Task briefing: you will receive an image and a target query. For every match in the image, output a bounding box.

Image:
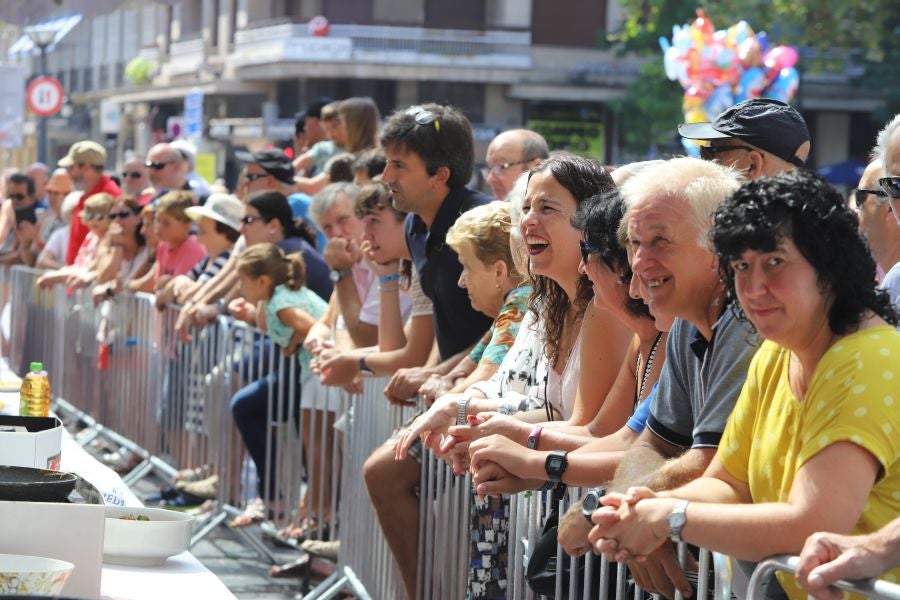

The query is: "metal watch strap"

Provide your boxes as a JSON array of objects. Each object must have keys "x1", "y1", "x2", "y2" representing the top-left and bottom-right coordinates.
[
  {"x1": 456, "y1": 397, "x2": 470, "y2": 426},
  {"x1": 669, "y1": 499, "x2": 689, "y2": 543}
]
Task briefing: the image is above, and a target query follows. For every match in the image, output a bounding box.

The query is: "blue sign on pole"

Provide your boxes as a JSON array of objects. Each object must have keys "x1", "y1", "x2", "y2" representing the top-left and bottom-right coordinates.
[{"x1": 183, "y1": 90, "x2": 203, "y2": 140}]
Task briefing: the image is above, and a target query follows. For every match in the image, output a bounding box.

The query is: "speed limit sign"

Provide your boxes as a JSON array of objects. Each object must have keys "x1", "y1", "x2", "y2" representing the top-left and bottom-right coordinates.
[{"x1": 26, "y1": 76, "x2": 64, "y2": 117}]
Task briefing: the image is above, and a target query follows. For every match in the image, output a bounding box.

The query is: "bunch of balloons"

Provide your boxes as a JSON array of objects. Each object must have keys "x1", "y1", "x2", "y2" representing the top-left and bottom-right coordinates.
[{"x1": 659, "y1": 10, "x2": 799, "y2": 155}]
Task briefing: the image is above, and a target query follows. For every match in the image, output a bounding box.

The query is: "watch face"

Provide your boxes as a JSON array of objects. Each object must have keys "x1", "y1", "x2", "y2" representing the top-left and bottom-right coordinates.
[
  {"x1": 582, "y1": 493, "x2": 600, "y2": 512},
  {"x1": 329, "y1": 270, "x2": 340, "y2": 282},
  {"x1": 669, "y1": 512, "x2": 686, "y2": 529}
]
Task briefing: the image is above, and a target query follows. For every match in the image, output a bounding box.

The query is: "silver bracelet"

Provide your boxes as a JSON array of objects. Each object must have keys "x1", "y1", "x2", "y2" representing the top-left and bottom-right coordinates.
[{"x1": 456, "y1": 397, "x2": 470, "y2": 426}]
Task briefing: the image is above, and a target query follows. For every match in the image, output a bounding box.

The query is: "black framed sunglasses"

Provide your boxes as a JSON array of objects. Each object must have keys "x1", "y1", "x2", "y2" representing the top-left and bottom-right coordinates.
[
  {"x1": 405, "y1": 105, "x2": 441, "y2": 132},
  {"x1": 121, "y1": 171, "x2": 143, "y2": 179},
  {"x1": 8, "y1": 193, "x2": 26, "y2": 202},
  {"x1": 699, "y1": 145, "x2": 755, "y2": 161},
  {"x1": 878, "y1": 176, "x2": 900, "y2": 199},
  {"x1": 83, "y1": 211, "x2": 109, "y2": 221},
  {"x1": 145, "y1": 161, "x2": 171, "y2": 171},
  {"x1": 108, "y1": 210, "x2": 135, "y2": 220},
  {"x1": 240, "y1": 215, "x2": 265, "y2": 225},
  {"x1": 849, "y1": 188, "x2": 888, "y2": 209}
]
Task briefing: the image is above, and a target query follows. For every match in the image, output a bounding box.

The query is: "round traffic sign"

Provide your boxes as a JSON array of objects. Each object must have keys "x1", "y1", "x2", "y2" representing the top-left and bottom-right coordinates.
[{"x1": 26, "y1": 76, "x2": 64, "y2": 117}]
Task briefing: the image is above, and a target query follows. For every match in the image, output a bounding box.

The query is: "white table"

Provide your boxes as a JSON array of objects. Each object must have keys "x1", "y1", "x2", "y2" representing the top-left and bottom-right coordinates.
[{"x1": 0, "y1": 389, "x2": 236, "y2": 599}]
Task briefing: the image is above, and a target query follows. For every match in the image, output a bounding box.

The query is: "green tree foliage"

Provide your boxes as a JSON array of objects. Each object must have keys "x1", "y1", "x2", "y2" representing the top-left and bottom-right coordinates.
[{"x1": 610, "y1": 0, "x2": 900, "y2": 155}]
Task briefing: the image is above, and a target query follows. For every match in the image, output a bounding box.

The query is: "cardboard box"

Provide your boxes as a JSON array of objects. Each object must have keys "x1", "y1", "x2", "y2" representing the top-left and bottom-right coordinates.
[
  {"x1": 0, "y1": 500, "x2": 105, "y2": 598},
  {"x1": 0, "y1": 415, "x2": 63, "y2": 470}
]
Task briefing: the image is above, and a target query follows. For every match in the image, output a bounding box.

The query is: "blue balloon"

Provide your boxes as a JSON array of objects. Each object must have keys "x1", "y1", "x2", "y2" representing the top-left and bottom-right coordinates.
[
  {"x1": 735, "y1": 67, "x2": 768, "y2": 102},
  {"x1": 766, "y1": 67, "x2": 800, "y2": 103},
  {"x1": 705, "y1": 85, "x2": 734, "y2": 117},
  {"x1": 757, "y1": 31, "x2": 769, "y2": 53}
]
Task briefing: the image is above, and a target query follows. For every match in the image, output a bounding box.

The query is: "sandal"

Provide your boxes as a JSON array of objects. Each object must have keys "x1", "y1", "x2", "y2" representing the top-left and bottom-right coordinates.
[
  {"x1": 269, "y1": 554, "x2": 335, "y2": 579},
  {"x1": 281, "y1": 517, "x2": 330, "y2": 542},
  {"x1": 228, "y1": 498, "x2": 266, "y2": 527}
]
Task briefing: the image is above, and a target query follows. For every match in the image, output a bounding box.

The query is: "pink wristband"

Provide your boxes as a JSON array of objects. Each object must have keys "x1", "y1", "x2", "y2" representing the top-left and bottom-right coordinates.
[{"x1": 527, "y1": 425, "x2": 543, "y2": 450}]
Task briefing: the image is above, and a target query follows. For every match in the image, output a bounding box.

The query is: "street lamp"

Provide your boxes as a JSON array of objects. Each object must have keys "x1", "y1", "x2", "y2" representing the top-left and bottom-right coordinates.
[{"x1": 25, "y1": 25, "x2": 56, "y2": 165}]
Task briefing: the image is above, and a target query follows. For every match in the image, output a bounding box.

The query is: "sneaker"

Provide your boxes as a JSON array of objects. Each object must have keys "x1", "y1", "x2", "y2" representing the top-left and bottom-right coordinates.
[{"x1": 175, "y1": 474, "x2": 218, "y2": 499}]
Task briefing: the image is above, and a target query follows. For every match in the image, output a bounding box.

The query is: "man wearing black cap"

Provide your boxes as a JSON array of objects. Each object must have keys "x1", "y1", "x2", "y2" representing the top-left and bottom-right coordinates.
[
  {"x1": 679, "y1": 98, "x2": 811, "y2": 180},
  {"x1": 237, "y1": 148, "x2": 326, "y2": 248}
]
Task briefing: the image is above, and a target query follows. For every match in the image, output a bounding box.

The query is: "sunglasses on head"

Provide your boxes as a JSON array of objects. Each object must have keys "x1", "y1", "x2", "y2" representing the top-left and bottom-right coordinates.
[
  {"x1": 849, "y1": 188, "x2": 888, "y2": 209},
  {"x1": 245, "y1": 173, "x2": 269, "y2": 182},
  {"x1": 109, "y1": 210, "x2": 135, "y2": 220},
  {"x1": 878, "y1": 176, "x2": 900, "y2": 199},
  {"x1": 145, "y1": 161, "x2": 171, "y2": 171},
  {"x1": 8, "y1": 193, "x2": 26, "y2": 202},
  {"x1": 579, "y1": 239, "x2": 601, "y2": 263},
  {"x1": 405, "y1": 106, "x2": 441, "y2": 132},
  {"x1": 699, "y1": 145, "x2": 755, "y2": 161},
  {"x1": 122, "y1": 171, "x2": 143, "y2": 179}
]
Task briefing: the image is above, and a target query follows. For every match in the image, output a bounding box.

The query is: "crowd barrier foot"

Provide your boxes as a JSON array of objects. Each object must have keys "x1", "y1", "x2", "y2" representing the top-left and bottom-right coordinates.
[
  {"x1": 219, "y1": 503, "x2": 281, "y2": 564},
  {"x1": 190, "y1": 509, "x2": 230, "y2": 548},
  {"x1": 301, "y1": 566, "x2": 371, "y2": 600}
]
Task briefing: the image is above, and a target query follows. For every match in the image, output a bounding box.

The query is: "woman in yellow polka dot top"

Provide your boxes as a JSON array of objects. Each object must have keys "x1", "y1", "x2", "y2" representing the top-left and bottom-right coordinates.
[{"x1": 585, "y1": 170, "x2": 900, "y2": 600}]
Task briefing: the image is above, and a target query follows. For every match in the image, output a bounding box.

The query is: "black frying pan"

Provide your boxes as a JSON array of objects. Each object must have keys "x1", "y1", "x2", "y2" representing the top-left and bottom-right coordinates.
[{"x1": 0, "y1": 466, "x2": 77, "y2": 502}]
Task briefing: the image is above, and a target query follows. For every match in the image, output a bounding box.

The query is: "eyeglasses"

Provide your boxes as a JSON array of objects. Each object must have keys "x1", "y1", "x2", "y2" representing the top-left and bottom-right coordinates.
[
  {"x1": 699, "y1": 145, "x2": 755, "y2": 161},
  {"x1": 405, "y1": 106, "x2": 441, "y2": 132},
  {"x1": 122, "y1": 171, "x2": 143, "y2": 179},
  {"x1": 83, "y1": 212, "x2": 109, "y2": 221},
  {"x1": 480, "y1": 159, "x2": 531, "y2": 180},
  {"x1": 145, "y1": 161, "x2": 172, "y2": 170},
  {"x1": 579, "y1": 240, "x2": 601, "y2": 263},
  {"x1": 108, "y1": 210, "x2": 135, "y2": 220},
  {"x1": 8, "y1": 193, "x2": 27, "y2": 202},
  {"x1": 878, "y1": 176, "x2": 900, "y2": 199},
  {"x1": 240, "y1": 215, "x2": 265, "y2": 225},
  {"x1": 849, "y1": 188, "x2": 889, "y2": 209},
  {"x1": 245, "y1": 173, "x2": 269, "y2": 182}
]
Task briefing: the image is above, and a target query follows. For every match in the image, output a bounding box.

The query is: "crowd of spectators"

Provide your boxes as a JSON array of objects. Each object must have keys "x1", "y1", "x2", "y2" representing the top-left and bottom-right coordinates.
[{"x1": 6, "y1": 95, "x2": 900, "y2": 599}]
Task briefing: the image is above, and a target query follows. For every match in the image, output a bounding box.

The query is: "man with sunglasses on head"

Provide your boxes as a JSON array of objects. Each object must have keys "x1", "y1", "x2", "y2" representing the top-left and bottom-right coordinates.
[
  {"x1": 679, "y1": 97, "x2": 811, "y2": 180},
  {"x1": 58, "y1": 140, "x2": 121, "y2": 266},
  {"x1": 482, "y1": 128, "x2": 549, "y2": 200},
  {"x1": 145, "y1": 143, "x2": 192, "y2": 206},
  {"x1": 870, "y1": 114, "x2": 900, "y2": 307},
  {"x1": 364, "y1": 103, "x2": 493, "y2": 599}
]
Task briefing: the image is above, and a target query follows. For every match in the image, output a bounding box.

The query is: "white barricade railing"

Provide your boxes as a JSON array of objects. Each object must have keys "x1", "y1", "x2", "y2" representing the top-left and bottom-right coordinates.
[{"x1": 747, "y1": 555, "x2": 900, "y2": 600}]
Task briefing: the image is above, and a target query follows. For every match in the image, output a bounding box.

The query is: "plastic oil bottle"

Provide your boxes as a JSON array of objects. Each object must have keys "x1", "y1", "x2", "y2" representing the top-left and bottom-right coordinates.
[{"x1": 19, "y1": 362, "x2": 50, "y2": 418}]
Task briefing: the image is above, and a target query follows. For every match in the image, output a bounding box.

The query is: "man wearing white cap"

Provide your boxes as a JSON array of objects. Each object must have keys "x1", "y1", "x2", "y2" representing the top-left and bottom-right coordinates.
[
  {"x1": 156, "y1": 193, "x2": 243, "y2": 308},
  {"x1": 58, "y1": 140, "x2": 121, "y2": 265}
]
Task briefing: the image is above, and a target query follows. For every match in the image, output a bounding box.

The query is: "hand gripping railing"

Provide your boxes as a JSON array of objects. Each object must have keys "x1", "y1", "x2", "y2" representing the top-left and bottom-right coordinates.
[{"x1": 747, "y1": 555, "x2": 900, "y2": 600}]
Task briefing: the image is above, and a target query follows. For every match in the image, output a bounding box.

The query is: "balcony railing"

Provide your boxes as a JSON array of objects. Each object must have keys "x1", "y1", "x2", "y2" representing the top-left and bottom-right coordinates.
[{"x1": 231, "y1": 23, "x2": 531, "y2": 69}]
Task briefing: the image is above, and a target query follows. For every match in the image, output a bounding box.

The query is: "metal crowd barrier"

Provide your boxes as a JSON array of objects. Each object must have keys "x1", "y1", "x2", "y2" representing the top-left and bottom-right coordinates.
[
  {"x1": 305, "y1": 375, "x2": 419, "y2": 600},
  {"x1": 748, "y1": 555, "x2": 900, "y2": 600}
]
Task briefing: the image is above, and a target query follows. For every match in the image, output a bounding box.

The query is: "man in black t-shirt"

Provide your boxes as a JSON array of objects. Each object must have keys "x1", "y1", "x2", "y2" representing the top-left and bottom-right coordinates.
[{"x1": 363, "y1": 103, "x2": 492, "y2": 599}]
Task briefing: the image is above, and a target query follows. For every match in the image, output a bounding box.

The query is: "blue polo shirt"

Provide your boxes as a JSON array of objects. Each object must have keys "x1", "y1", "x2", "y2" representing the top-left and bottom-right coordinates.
[{"x1": 405, "y1": 186, "x2": 494, "y2": 359}]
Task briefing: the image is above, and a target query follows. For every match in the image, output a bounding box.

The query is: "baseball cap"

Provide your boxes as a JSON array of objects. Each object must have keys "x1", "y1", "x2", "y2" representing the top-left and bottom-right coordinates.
[
  {"x1": 304, "y1": 98, "x2": 332, "y2": 120},
  {"x1": 678, "y1": 98, "x2": 810, "y2": 168},
  {"x1": 184, "y1": 192, "x2": 243, "y2": 232},
  {"x1": 46, "y1": 172, "x2": 74, "y2": 194},
  {"x1": 58, "y1": 140, "x2": 107, "y2": 168},
  {"x1": 235, "y1": 148, "x2": 295, "y2": 185}
]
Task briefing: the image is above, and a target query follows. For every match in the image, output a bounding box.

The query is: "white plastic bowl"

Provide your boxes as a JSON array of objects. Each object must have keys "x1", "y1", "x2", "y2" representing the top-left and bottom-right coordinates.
[
  {"x1": 0, "y1": 553, "x2": 74, "y2": 595},
  {"x1": 103, "y1": 506, "x2": 195, "y2": 567}
]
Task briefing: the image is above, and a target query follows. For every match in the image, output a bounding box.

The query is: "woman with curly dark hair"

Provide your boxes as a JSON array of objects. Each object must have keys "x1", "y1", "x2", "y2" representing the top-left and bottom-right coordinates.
[{"x1": 588, "y1": 170, "x2": 900, "y2": 600}]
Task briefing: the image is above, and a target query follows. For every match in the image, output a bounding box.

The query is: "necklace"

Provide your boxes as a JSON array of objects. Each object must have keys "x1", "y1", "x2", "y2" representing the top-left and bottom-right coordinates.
[{"x1": 637, "y1": 331, "x2": 664, "y2": 401}]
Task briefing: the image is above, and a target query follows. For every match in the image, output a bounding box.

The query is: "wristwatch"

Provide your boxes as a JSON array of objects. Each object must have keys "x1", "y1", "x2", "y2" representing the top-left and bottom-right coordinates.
[
  {"x1": 329, "y1": 268, "x2": 353, "y2": 282},
  {"x1": 668, "y1": 499, "x2": 689, "y2": 543},
  {"x1": 581, "y1": 486, "x2": 607, "y2": 524},
  {"x1": 544, "y1": 450, "x2": 568, "y2": 483},
  {"x1": 456, "y1": 397, "x2": 470, "y2": 426}
]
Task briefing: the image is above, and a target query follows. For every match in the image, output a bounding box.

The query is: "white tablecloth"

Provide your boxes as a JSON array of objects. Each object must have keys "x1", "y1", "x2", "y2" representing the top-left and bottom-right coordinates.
[{"x1": 0, "y1": 389, "x2": 236, "y2": 599}]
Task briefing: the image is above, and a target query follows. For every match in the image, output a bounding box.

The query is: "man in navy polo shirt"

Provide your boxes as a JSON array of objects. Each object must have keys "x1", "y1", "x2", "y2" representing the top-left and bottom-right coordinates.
[{"x1": 364, "y1": 103, "x2": 493, "y2": 599}]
